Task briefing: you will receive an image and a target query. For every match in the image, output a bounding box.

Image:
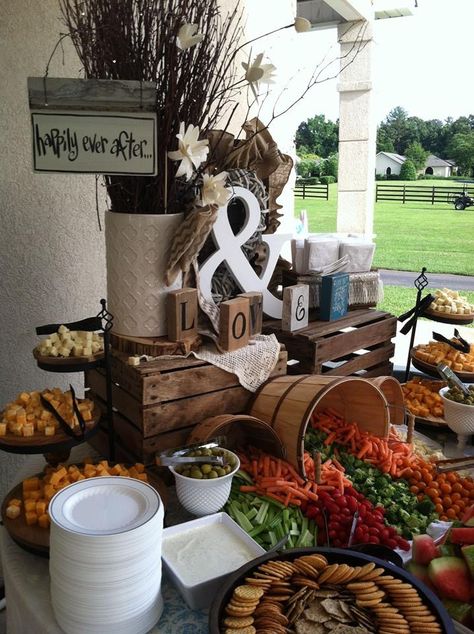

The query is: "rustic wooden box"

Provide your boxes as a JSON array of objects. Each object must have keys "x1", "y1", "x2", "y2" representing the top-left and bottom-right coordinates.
[
  {"x1": 86, "y1": 349, "x2": 287, "y2": 464},
  {"x1": 262, "y1": 309, "x2": 396, "y2": 377}
]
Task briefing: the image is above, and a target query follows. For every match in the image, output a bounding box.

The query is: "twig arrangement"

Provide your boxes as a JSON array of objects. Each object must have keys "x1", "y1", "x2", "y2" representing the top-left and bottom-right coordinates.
[
  {"x1": 60, "y1": 0, "x2": 244, "y2": 214},
  {"x1": 58, "y1": 1, "x2": 368, "y2": 216}
]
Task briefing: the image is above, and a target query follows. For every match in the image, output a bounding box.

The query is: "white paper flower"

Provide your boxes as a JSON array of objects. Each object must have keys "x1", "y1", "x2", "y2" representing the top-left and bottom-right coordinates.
[
  {"x1": 176, "y1": 23, "x2": 204, "y2": 50},
  {"x1": 242, "y1": 53, "x2": 276, "y2": 96},
  {"x1": 168, "y1": 123, "x2": 209, "y2": 180},
  {"x1": 294, "y1": 17, "x2": 311, "y2": 33},
  {"x1": 199, "y1": 172, "x2": 231, "y2": 207}
]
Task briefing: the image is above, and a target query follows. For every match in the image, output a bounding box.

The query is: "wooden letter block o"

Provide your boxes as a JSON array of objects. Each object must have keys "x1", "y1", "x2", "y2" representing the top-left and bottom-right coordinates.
[
  {"x1": 282, "y1": 284, "x2": 309, "y2": 332},
  {"x1": 167, "y1": 288, "x2": 198, "y2": 342},
  {"x1": 219, "y1": 297, "x2": 250, "y2": 351}
]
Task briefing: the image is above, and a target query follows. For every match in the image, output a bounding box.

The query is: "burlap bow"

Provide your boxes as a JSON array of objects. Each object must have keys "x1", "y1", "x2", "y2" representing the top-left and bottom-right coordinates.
[{"x1": 165, "y1": 118, "x2": 293, "y2": 286}]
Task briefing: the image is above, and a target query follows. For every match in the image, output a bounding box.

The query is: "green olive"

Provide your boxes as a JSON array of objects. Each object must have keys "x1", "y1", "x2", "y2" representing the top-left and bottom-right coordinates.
[
  {"x1": 208, "y1": 470, "x2": 218, "y2": 479},
  {"x1": 201, "y1": 464, "x2": 212, "y2": 474}
]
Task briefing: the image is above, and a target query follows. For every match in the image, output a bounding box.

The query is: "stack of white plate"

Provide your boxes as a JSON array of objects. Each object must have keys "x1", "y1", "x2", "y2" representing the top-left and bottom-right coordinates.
[{"x1": 49, "y1": 476, "x2": 164, "y2": 634}]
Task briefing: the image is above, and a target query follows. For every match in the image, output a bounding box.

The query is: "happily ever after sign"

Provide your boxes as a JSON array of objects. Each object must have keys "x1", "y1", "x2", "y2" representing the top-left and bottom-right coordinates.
[{"x1": 28, "y1": 77, "x2": 157, "y2": 176}]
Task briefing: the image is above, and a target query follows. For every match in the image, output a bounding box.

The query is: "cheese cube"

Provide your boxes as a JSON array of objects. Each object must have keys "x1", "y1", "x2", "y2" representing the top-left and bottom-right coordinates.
[
  {"x1": 9, "y1": 498, "x2": 22, "y2": 507},
  {"x1": 38, "y1": 514, "x2": 50, "y2": 529},
  {"x1": 63, "y1": 338, "x2": 75, "y2": 351},
  {"x1": 16, "y1": 408, "x2": 26, "y2": 425},
  {"x1": 50, "y1": 333, "x2": 59, "y2": 343},
  {"x1": 6, "y1": 505, "x2": 21, "y2": 520},
  {"x1": 19, "y1": 392, "x2": 31, "y2": 405},
  {"x1": 10, "y1": 423, "x2": 23, "y2": 436},
  {"x1": 44, "y1": 425, "x2": 55, "y2": 436},
  {"x1": 25, "y1": 512, "x2": 38, "y2": 526},
  {"x1": 58, "y1": 325, "x2": 69, "y2": 334},
  {"x1": 24, "y1": 499, "x2": 37, "y2": 513},
  {"x1": 50, "y1": 467, "x2": 67, "y2": 486},
  {"x1": 58, "y1": 346, "x2": 71, "y2": 357},
  {"x1": 0, "y1": 422, "x2": 6, "y2": 436},
  {"x1": 44, "y1": 484, "x2": 55, "y2": 500},
  {"x1": 72, "y1": 345, "x2": 84, "y2": 357},
  {"x1": 36, "y1": 500, "x2": 47, "y2": 516},
  {"x1": 49, "y1": 346, "x2": 59, "y2": 357},
  {"x1": 83, "y1": 347, "x2": 92, "y2": 357},
  {"x1": 22, "y1": 423, "x2": 35, "y2": 437}
]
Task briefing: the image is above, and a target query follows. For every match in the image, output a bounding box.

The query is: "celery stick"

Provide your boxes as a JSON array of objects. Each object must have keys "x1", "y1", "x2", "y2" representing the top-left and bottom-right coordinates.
[
  {"x1": 268, "y1": 531, "x2": 278, "y2": 548},
  {"x1": 234, "y1": 509, "x2": 254, "y2": 533},
  {"x1": 246, "y1": 507, "x2": 258, "y2": 521},
  {"x1": 255, "y1": 501, "x2": 269, "y2": 525}
]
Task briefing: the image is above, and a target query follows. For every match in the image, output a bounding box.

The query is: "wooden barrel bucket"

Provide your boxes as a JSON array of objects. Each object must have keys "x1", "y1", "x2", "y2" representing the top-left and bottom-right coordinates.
[
  {"x1": 249, "y1": 375, "x2": 390, "y2": 475},
  {"x1": 187, "y1": 414, "x2": 285, "y2": 459},
  {"x1": 368, "y1": 376, "x2": 405, "y2": 425}
]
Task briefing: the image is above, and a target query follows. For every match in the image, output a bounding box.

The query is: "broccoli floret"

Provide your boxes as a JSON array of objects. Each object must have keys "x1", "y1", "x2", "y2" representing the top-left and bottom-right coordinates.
[{"x1": 416, "y1": 498, "x2": 435, "y2": 516}]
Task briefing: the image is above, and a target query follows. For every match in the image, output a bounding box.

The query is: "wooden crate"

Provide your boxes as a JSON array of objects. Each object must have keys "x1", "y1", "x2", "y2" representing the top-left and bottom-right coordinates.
[
  {"x1": 86, "y1": 348, "x2": 288, "y2": 464},
  {"x1": 262, "y1": 309, "x2": 396, "y2": 377}
]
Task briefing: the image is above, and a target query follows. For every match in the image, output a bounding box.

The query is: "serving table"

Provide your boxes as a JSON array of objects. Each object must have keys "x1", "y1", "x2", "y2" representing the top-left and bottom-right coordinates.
[{"x1": 0, "y1": 446, "x2": 208, "y2": 634}]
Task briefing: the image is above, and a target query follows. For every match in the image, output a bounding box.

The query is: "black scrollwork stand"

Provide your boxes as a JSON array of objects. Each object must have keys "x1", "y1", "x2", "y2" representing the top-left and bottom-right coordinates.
[
  {"x1": 33, "y1": 299, "x2": 115, "y2": 462},
  {"x1": 403, "y1": 268, "x2": 429, "y2": 382}
]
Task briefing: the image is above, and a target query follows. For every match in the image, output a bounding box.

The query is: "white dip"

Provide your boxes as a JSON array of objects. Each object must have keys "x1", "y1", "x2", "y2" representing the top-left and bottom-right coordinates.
[{"x1": 162, "y1": 523, "x2": 257, "y2": 585}]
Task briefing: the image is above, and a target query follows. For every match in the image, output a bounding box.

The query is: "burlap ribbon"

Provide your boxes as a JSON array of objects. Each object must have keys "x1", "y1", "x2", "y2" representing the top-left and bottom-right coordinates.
[{"x1": 165, "y1": 118, "x2": 293, "y2": 286}]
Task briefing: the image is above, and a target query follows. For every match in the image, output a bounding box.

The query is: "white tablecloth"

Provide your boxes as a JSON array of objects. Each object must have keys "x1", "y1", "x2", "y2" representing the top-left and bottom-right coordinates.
[{"x1": 1, "y1": 446, "x2": 209, "y2": 634}]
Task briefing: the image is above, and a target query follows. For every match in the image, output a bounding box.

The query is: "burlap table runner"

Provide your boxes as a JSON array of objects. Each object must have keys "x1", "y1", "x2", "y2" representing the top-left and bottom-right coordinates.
[{"x1": 134, "y1": 333, "x2": 281, "y2": 392}]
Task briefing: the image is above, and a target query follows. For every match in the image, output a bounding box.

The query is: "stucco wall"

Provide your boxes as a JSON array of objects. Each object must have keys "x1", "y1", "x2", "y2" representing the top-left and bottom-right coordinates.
[{"x1": 0, "y1": 1, "x2": 107, "y2": 497}]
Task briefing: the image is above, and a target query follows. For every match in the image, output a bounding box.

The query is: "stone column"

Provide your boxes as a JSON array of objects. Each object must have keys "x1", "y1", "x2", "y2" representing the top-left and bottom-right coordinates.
[{"x1": 336, "y1": 20, "x2": 376, "y2": 236}]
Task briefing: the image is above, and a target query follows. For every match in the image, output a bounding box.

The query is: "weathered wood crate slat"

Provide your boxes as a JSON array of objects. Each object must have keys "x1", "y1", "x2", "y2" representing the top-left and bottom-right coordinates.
[
  {"x1": 85, "y1": 348, "x2": 288, "y2": 464},
  {"x1": 262, "y1": 309, "x2": 396, "y2": 377}
]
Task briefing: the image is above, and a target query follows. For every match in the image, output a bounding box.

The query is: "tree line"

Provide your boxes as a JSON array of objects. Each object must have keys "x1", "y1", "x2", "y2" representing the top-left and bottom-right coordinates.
[{"x1": 296, "y1": 107, "x2": 474, "y2": 176}]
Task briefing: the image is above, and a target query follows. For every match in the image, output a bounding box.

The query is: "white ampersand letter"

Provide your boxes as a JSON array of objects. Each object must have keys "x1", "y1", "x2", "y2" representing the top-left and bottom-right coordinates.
[{"x1": 199, "y1": 187, "x2": 291, "y2": 318}]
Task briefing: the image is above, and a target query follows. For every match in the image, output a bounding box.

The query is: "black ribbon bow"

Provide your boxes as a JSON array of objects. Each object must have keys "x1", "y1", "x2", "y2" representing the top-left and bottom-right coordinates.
[{"x1": 398, "y1": 293, "x2": 435, "y2": 335}]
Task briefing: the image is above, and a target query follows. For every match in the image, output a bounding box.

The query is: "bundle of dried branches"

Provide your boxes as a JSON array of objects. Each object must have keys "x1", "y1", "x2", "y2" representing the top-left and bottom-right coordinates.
[{"x1": 60, "y1": 0, "x2": 244, "y2": 214}]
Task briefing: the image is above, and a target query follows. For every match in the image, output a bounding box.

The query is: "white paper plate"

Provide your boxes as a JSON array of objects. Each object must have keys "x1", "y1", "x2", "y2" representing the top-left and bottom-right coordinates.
[{"x1": 49, "y1": 477, "x2": 161, "y2": 536}]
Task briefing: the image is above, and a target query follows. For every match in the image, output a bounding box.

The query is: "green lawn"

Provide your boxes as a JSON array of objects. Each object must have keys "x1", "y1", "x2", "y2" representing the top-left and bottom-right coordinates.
[{"x1": 295, "y1": 179, "x2": 474, "y2": 275}]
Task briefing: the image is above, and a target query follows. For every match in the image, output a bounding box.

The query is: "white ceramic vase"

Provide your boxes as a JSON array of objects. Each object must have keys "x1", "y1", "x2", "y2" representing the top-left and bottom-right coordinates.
[{"x1": 105, "y1": 211, "x2": 183, "y2": 337}]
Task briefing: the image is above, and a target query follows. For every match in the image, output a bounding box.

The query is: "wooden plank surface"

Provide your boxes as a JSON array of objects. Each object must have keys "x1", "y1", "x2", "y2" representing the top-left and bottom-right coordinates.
[
  {"x1": 86, "y1": 369, "x2": 252, "y2": 436},
  {"x1": 323, "y1": 343, "x2": 395, "y2": 376},
  {"x1": 264, "y1": 309, "x2": 392, "y2": 339},
  {"x1": 28, "y1": 77, "x2": 156, "y2": 111},
  {"x1": 313, "y1": 316, "x2": 397, "y2": 364},
  {"x1": 92, "y1": 392, "x2": 196, "y2": 460}
]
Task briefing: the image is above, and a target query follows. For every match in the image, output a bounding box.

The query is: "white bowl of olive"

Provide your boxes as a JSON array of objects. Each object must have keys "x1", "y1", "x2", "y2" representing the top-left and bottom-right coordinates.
[
  {"x1": 169, "y1": 447, "x2": 240, "y2": 517},
  {"x1": 439, "y1": 385, "x2": 474, "y2": 435}
]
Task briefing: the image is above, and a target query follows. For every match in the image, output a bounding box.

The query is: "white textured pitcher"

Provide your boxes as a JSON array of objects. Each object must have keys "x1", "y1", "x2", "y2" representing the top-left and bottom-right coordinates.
[{"x1": 105, "y1": 211, "x2": 183, "y2": 337}]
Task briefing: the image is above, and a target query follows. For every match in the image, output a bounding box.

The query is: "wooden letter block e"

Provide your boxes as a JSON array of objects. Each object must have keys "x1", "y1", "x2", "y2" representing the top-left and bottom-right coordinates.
[
  {"x1": 167, "y1": 288, "x2": 198, "y2": 341},
  {"x1": 282, "y1": 284, "x2": 309, "y2": 332},
  {"x1": 219, "y1": 297, "x2": 250, "y2": 351}
]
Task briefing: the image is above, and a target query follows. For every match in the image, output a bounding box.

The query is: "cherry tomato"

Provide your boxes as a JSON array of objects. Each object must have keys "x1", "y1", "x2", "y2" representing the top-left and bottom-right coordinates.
[
  {"x1": 443, "y1": 496, "x2": 453, "y2": 508},
  {"x1": 440, "y1": 483, "x2": 452, "y2": 494}
]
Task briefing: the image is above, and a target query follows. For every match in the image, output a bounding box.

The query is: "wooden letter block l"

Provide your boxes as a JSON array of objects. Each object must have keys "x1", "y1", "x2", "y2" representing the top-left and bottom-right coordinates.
[
  {"x1": 167, "y1": 288, "x2": 198, "y2": 341},
  {"x1": 219, "y1": 297, "x2": 250, "y2": 351},
  {"x1": 282, "y1": 284, "x2": 309, "y2": 332}
]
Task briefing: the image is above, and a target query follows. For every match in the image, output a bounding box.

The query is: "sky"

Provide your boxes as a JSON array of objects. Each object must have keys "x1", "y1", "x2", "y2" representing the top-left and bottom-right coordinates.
[{"x1": 262, "y1": 0, "x2": 474, "y2": 128}]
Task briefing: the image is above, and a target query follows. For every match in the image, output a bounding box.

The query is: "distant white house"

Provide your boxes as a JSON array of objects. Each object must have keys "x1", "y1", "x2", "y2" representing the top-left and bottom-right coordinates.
[
  {"x1": 375, "y1": 152, "x2": 406, "y2": 177},
  {"x1": 375, "y1": 151, "x2": 457, "y2": 177}
]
